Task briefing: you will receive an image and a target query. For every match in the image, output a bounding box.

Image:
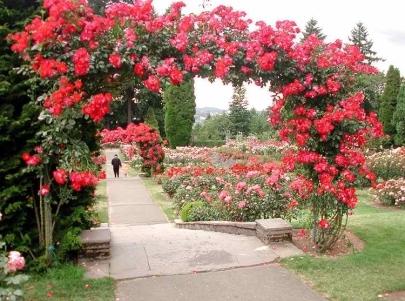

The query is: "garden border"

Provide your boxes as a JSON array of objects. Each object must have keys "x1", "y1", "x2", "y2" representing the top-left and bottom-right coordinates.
[{"x1": 175, "y1": 218, "x2": 293, "y2": 244}]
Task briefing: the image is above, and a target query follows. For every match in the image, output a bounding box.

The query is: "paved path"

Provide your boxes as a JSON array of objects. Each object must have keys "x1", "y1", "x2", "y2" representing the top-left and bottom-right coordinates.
[
  {"x1": 116, "y1": 264, "x2": 325, "y2": 301},
  {"x1": 102, "y1": 149, "x2": 324, "y2": 300}
]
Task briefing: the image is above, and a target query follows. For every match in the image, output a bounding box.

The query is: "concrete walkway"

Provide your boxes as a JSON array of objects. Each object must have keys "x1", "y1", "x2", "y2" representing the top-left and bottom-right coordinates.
[{"x1": 102, "y1": 149, "x2": 324, "y2": 300}]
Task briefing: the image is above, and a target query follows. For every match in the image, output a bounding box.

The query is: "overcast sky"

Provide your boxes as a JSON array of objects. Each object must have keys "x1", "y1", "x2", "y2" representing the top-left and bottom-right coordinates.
[{"x1": 153, "y1": 0, "x2": 405, "y2": 110}]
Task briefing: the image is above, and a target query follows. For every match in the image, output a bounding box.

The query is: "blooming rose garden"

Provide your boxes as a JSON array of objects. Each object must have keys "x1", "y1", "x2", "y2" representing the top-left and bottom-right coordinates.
[{"x1": 2, "y1": 0, "x2": 405, "y2": 300}]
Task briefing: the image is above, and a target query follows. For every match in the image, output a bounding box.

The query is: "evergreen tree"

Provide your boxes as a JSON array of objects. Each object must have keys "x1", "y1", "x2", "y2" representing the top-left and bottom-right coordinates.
[
  {"x1": 392, "y1": 85, "x2": 405, "y2": 145},
  {"x1": 302, "y1": 18, "x2": 326, "y2": 40},
  {"x1": 349, "y1": 22, "x2": 382, "y2": 64},
  {"x1": 164, "y1": 80, "x2": 196, "y2": 147},
  {"x1": 229, "y1": 85, "x2": 250, "y2": 136},
  {"x1": 379, "y1": 66, "x2": 401, "y2": 136},
  {"x1": 0, "y1": 0, "x2": 42, "y2": 251},
  {"x1": 144, "y1": 107, "x2": 159, "y2": 133}
]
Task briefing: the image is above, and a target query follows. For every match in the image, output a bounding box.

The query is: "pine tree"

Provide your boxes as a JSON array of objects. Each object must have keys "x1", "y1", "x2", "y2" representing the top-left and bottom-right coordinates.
[
  {"x1": 144, "y1": 107, "x2": 160, "y2": 133},
  {"x1": 302, "y1": 18, "x2": 326, "y2": 40},
  {"x1": 379, "y1": 66, "x2": 401, "y2": 136},
  {"x1": 164, "y1": 80, "x2": 196, "y2": 148},
  {"x1": 349, "y1": 22, "x2": 382, "y2": 64},
  {"x1": 229, "y1": 85, "x2": 250, "y2": 136},
  {"x1": 392, "y1": 85, "x2": 405, "y2": 145}
]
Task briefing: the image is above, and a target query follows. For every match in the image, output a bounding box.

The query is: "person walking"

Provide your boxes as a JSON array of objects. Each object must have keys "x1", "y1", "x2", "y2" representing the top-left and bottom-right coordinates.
[{"x1": 111, "y1": 154, "x2": 122, "y2": 178}]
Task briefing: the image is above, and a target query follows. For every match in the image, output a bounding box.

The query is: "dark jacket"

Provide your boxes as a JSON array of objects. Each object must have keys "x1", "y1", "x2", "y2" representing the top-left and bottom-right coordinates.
[{"x1": 111, "y1": 157, "x2": 122, "y2": 169}]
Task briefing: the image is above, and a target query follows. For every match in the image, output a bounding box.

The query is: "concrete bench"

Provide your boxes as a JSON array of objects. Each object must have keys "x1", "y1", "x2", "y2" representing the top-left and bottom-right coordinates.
[
  {"x1": 80, "y1": 227, "x2": 111, "y2": 259},
  {"x1": 256, "y1": 218, "x2": 293, "y2": 244}
]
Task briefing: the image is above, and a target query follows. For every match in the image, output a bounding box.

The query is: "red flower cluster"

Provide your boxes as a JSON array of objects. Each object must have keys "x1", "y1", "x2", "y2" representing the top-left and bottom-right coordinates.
[
  {"x1": 73, "y1": 48, "x2": 90, "y2": 76},
  {"x1": 43, "y1": 77, "x2": 83, "y2": 116},
  {"x1": 21, "y1": 151, "x2": 42, "y2": 166},
  {"x1": 32, "y1": 55, "x2": 68, "y2": 78},
  {"x1": 69, "y1": 171, "x2": 98, "y2": 191},
  {"x1": 53, "y1": 168, "x2": 68, "y2": 185},
  {"x1": 143, "y1": 75, "x2": 160, "y2": 92},
  {"x1": 108, "y1": 53, "x2": 122, "y2": 68},
  {"x1": 82, "y1": 93, "x2": 113, "y2": 122}
]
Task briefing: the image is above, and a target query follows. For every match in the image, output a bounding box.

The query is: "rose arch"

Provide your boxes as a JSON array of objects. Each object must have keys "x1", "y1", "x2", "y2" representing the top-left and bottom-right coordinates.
[{"x1": 9, "y1": 0, "x2": 383, "y2": 255}]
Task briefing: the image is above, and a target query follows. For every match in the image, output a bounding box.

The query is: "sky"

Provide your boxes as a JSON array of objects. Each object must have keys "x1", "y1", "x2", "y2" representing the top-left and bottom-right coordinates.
[{"x1": 153, "y1": 0, "x2": 405, "y2": 110}]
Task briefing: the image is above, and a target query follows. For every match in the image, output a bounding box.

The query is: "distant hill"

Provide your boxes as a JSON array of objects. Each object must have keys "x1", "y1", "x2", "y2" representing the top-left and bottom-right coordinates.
[{"x1": 195, "y1": 107, "x2": 226, "y2": 123}]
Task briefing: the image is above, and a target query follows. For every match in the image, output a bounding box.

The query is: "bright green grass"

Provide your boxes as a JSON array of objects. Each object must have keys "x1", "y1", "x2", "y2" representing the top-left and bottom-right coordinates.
[
  {"x1": 24, "y1": 265, "x2": 114, "y2": 301},
  {"x1": 283, "y1": 190, "x2": 405, "y2": 301},
  {"x1": 95, "y1": 180, "x2": 108, "y2": 223},
  {"x1": 142, "y1": 177, "x2": 176, "y2": 221}
]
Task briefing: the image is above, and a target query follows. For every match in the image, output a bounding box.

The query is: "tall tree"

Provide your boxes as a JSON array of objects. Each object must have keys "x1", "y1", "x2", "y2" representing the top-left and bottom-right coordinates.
[
  {"x1": 349, "y1": 22, "x2": 382, "y2": 64},
  {"x1": 392, "y1": 85, "x2": 405, "y2": 145},
  {"x1": 302, "y1": 18, "x2": 326, "y2": 40},
  {"x1": 164, "y1": 80, "x2": 196, "y2": 147},
  {"x1": 229, "y1": 85, "x2": 250, "y2": 136},
  {"x1": 379, "y1": 66, "x2": 401, "y2": 136},
  {"x1": 0, "y1": 0, "x2": 42, "y2": 251},
  {"x1": 144, "y1": 107, "x2": 159, "y2": 133}
]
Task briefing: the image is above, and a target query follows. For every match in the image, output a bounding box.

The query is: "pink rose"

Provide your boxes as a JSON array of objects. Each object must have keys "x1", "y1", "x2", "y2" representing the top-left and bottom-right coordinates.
[{"x1": 7, "y1": 251, "x2": 25, "y2": 272}]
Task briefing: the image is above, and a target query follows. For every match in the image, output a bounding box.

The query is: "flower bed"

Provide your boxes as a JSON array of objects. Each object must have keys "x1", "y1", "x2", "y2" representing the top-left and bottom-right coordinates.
[{"x1": 162, "y1": 162, "x2": 301, "y2": 223}]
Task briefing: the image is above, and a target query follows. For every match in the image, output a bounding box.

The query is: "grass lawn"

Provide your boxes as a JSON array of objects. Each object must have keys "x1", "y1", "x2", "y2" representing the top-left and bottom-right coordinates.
[
  {"x1": 283, "y1": 190, "x2": 405, "y2": 301},
  {"x1": 141, "y1": 177, "x2": 176, "y2": 221},
  {"x1": 24, "y1": 265, "x2": 114, "y2": 301},
  {"x1": 95, "y1": 180, "x2": 108, "y2": 223}
]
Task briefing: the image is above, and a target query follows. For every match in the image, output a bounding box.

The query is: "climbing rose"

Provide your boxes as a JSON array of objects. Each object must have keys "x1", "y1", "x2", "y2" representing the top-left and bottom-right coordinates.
[
  {"x1": 53, "y1": 169, "x2": 68, "y2": 185},
  {"x1": 108, "y1": 53, "x2": 122, "y2": 68},
  {"x1": 7, "y1": 251, "x2": 25, "y2": 272},
  {"x1": 72, "y1": 47, "x2": 90, "y2": 76},
  {"x1": 22, "y1": 152, "x2": 41, "y2": 166},
  {"x1": 143, "y1": 75, "x2": 160, "y2": 92},
  {"x1": 82, "y1": 93, "x2": 113, "y2": 122},
  {"x1": 257, "y1": 52, "x2": 277, "y2": 71},
  {"x1": 318, "y1": 219, "x2": 330, "y2": 229},
  {"x1": 39, "y1": 184, "x2": 50, "y2": 196}
]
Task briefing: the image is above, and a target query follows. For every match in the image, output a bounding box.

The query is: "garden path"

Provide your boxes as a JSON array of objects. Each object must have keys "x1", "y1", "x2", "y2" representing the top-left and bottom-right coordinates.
[{"x1": 103, "y1": 149, "x2": 325, "y2": 300}]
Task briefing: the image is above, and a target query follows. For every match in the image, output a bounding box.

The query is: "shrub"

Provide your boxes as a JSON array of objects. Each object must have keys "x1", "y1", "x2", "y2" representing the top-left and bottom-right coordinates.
[
  {"x1": 180, "y1": 201, "x2": 224, "y2": 222},
  {"x1": 366, "y1": 147, "x2": 405, "y2": 180},
  {"x1": 373, "y1": 178, "x2": 405, "y2": 207}
]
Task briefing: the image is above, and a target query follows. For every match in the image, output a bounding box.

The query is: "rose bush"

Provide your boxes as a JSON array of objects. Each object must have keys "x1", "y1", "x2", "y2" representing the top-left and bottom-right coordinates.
[
  {"x1": 163, "y1": 162, "x2": 300, "y2": 222},
  {"x1": 9, "y1": 0, "x2": 383, "y2": 252},
  {"x1": 366, "y1": 147, "x2": 405, "y2": 180},
  {"x1": 373, "y1": 178, "x2": 405, "y2": 207},
  {"x1": 101, "y1": 123, "x2": 164, "y2": 175}
]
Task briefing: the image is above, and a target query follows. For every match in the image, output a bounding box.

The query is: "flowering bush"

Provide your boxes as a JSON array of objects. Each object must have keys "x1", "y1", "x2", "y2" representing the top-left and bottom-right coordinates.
[
  {"x1": 1, "y1": 226, "x2": 28, "y2": 301},
  {"x1": 163, "y1": 162, "x2": 300, "y2": 222},
  {"x1": 373, "y1": 178, "x2": 405, "y2": 207},
  {"x1": 101, "y1": 123, "x2": 164, "y2": 175},
  {"x1": 9, "y1": 0, "x2": 383, "y2": 251},
  {"x1": 366, "y1": 147, "x2": 405, "y2": 180}
]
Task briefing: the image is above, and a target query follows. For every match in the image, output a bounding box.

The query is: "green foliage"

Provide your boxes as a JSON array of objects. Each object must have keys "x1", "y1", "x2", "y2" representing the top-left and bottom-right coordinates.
[
  {"x1": 379, "y1": 66, "x2": 401, "y2": 136},
  {"x1": 353, "y1": 73, "x2": 385, "y2": 112},
  {"x1": 229, "y1": 85, "x2": 250, "y2": 136},
  {"x1": 302, "y1": 18, "x2": 326, "y2": 40},
  {"x1": 164, "y1": 80, "x2": 196, "y2": 147},
  {"x1": 248, "y1": 108, "x2": 272, "y2": 135},
  {"x1": 24, "y1": 265, "x2": 115, "y2": 301},
  {"x1": 393, "y1": 85, "x2": 405, "y2": 145},
  {"x1": 192, "y1": 114, "x2": 230, "y2": 145},
  {"x1": 0, "y1": 0, "x2": 42, "y2": 255},
  {"x1": 349, "y1": 22, "x2": 383, "y2": 64},
  {"x1": 144, "y1": 107, "x2": 159, "y2": 133},
  {"x1": 180, "y1": 201, "x2": 224, "y2": 222}
]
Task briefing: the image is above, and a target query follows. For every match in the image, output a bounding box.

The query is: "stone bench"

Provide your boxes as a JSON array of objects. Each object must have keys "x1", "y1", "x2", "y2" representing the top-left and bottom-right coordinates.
[
  {"x1": 80, "y1": 227, "x2": 111, "y2": 260},
  {"x1": 256, "y1": 218, "x2": 292, "y2": 244}
]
